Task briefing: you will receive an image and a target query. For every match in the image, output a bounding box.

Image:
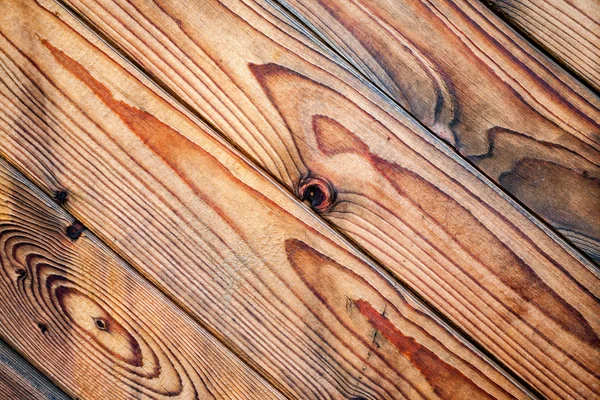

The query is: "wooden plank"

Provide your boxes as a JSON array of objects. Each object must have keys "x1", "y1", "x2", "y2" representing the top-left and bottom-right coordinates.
[
  {"x1": 484, "y1": 0, "x2": 600, "y2": 91},
  {"x1": 42, "y1": 0, "x2": 600, "y2": 398},
  {"x1": 0, "y1": 340, "x2": 70, "y2": 400},
  {"x1": 0, "y1": 161, "x2": 285, "y2": 399},
  {"x1": 275, "y1": 0, "x2": 600, "y2": 263},
  {"x1": 0, "y1": 1, "x2": 538, "y2": 399}
]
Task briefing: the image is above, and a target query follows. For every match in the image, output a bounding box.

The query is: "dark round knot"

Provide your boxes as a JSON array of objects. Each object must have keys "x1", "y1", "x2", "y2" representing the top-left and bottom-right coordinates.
[
  {"x1": 298, "y1": 176, "x2": 336, "y2": 213},
  {"x1": 66, "y1": 221, "x2": 85, "y2": 241},
  {"x1": 53, "y1": 190, "x2": 69, "y2": 206}
]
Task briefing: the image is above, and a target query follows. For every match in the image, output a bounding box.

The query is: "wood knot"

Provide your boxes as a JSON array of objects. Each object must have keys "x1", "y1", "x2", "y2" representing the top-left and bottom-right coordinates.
[
  {"x1": 93, "y1": 317, "x2": 108, "y2": 332},
  {"x1": 298, "y1": 176, "x2": 336, "y2": 213},
  {"x1": 66, "y1": 221, "x2": 85, "y2": 241},
  {"x1": 37, "y1": 322, "x2": 48, "y2": 334},
  {"x1": 15, "y1": 269, "x2": 27, "y2": 281},
  {"x1": 53, "y1": 190, "x2": 69, "y2": 206}
]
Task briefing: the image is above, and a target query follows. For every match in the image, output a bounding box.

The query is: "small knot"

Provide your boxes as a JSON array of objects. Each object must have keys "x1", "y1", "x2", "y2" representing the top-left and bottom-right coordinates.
[
  {"x1": 298, "y1": 176, "x2": 336, "y2": 213},
  {"x1": 93, "y1": 317, "x2": 108, "y2": 332},
  {"x1": 15, "y1": 269, "x2": 27, "y2": 281},
  {"x1": 53, "y1": 190, "x2": 69, "y2": 206},
  {"x1": 37, "y1": 322, "x2": 48, "y2": 334},
  {"x1": 66, "y1": 221, "x2": 85, "y2": 241}
]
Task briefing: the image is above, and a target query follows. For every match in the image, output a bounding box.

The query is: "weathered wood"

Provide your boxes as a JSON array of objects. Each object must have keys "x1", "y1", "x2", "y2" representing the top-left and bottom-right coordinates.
[
  {"x1": 0, "y1": 340, "x2": 70, "y2": 400},
  {"x1": 0, "y1": 159, "x2": 285, "y2": 399},
  {"x1": 0, "y1": 1, "x2": 538, "y2": 398},
  {"x1": 485, "y1": 0, "x2": 600, "y2": 91},
  {"x1": 276, "y1": 0, "x2": 600, "y2": 263},
  {"x1": 45, "y1": 0, "x2": 600, "y2": 398}
]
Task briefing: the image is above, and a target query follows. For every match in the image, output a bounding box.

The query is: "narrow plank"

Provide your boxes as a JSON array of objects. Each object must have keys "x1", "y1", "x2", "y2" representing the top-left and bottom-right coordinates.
[
  {"x1": 44, "y1": 0, "x2": 600, "y2": 398},
  {"x1": 0, "y1": 340, "x2": 70, "y2": 400},
  {"x1": 276, "y1": 0, "x2": 600, "y2": 263},
  {"x1": 484, "y1": 0, "x2": 600, "y2": 91},
  {"x1": 0, "y1": 1, "x2": 537, "y2": 398},
  {"x1": 0, "y1": 160, "x2": 285, "y2": 399}
]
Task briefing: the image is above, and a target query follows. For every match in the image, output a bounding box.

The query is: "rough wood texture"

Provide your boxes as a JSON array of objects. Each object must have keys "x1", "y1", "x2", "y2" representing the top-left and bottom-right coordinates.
[
  {"x1": 0, "y1": 1, "x2": 532, "y2": 398},
  {"x1": 45, "y1": 0, "x2": 600, "y2": 398},
  {"x1": 0, "y1": 159, "x2": 285, "y2": 399},
  {"x1": 277, "y1": 0, "x2": 600, "y2": 263},
  {"x1": 485, "y1": 0, "x2": 600, "y2": 92},
  {"x1": 0, "y1": 340, "x2": 70, "y2": 400}
]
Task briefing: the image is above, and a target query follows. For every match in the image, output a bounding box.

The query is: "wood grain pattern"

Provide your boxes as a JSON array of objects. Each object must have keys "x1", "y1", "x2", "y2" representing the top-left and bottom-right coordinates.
[
  {"x1": 0, "y1": 160, "x2": 285, "y2": 399},
  {"x1": 485, "y1": 0, "x2": 600, "y2": 91},
  {"x1": 0, "y1": 1, "x2": 533, "y2": 398},
  {"x1": 0, "y1": 340, "x2": 70, "y2": 400},
  {"x1": 44, "y1": 0, "x2": 600, "y2": 397},
  {"x1": 277, "y1": 0, "x2": 600, "y2": 263}
]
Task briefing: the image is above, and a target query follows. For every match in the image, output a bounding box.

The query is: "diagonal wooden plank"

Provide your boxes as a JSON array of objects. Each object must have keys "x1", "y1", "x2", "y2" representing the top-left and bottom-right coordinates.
[
  {"x1": 273, "y1": 0, "x2": 600, "y2": 263},
  {"x1": 0, "y1": 159, "x2": 286, "y2": 399},
  {"x1": 484, "y1": 0, "x2": 600, "y2": 92},
  {"x1": 0, "y1": 340, "x2": 70, "y2": 400},
  {"x1": 58, "y1": 0, "x2": 600, "y2": 265},
  {"x1": 0, "y1": 1, "x2": 539, "y2": 398},
  {"x1": 43, "y1": 0, "x2": 600, "y2": 397}
]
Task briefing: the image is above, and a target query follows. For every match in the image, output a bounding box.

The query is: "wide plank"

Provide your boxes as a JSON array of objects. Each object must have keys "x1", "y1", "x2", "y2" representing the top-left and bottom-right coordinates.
[
  {"x1": 0, "y1": 1, "x2": 536, "y2": 398},
  {"x1": 46, "y1": 0, "x2": 600, "y2": 398},
  {"x1": 0, "y1": 340, "x2": 70, "y2": 400},
  {"x1": 485, "y1": 0, "x2": 600, "y2": 91},
  {"x1": 0, "y1": 160, "x2": 285, "y2": 399},
  {"x1": 276, "y1": 0, "x2": 600, "y2": 262}
]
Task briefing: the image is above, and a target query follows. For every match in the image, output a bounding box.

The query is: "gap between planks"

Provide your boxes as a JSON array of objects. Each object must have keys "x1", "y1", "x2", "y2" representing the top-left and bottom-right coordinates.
[
  {"x1": 481, "y1": 0, "x2": 600, "y2": 95},
  {"x1": 0, "y1": 339, "x2": 70, "y2": 400},
  {"x1": 0, "y1": 154, "x2": 288, "y2": 400}
]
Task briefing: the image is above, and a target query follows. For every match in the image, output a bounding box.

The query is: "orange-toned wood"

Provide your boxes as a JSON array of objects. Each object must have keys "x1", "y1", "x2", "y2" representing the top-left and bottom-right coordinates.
[
  {"x1": 45, "y1": 0, "x2": 600, "y2": 397},
  {"x1": 0, "y1": 1, "x2": 531, "y2": 398},
  {"x1": 278, "y1": 0, "x2": 600, "y2": 263}
]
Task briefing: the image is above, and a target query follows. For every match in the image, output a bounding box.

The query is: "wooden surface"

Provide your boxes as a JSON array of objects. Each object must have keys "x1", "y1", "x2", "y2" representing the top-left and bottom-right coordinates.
[
  {"x1": 485, "y1": 0, "x2": 600, "y2": 92},
  {"x1": 0, "y1": 1, "x2": 535, "y2": 398},
  {"x1": 0, "y1": 159, "x2": 285, "y2": 399},
  {"x1": 277, "y1": 0, "x2": 600, "y2": 263},
  {"x1": 37, "y1": 0, "x2": 600, "y2": 398},
  {"x1": 1, "y1": 0, "x2": 599, "y2": 398},
  {"x1": 0, "y1": 340, "x2": 70, "y2": 400}
]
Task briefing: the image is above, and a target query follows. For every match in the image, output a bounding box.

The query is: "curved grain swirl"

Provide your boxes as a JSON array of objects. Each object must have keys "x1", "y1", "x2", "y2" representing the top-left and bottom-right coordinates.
[
  {"x1": 0, "y1": 159, "x2": 284, "y2": 400},
  {"x1": 280, "y1": 0, "x2": 600, "y2": 263}
]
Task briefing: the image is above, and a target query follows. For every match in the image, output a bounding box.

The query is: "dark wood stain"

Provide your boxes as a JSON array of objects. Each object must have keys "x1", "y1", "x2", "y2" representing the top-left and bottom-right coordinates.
[
  {"x1": 0, "y1": 1, "x2": 590, "y2": 397},
  {"x1": 292, "y1": 0, "x2": 600, "y2": 264},
  {"x1": 500, "y1": 158, "x2": 600, "y2": 259},
  {"x1": 66, "y1": 221, "x2": 85, "y2": 241}
]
